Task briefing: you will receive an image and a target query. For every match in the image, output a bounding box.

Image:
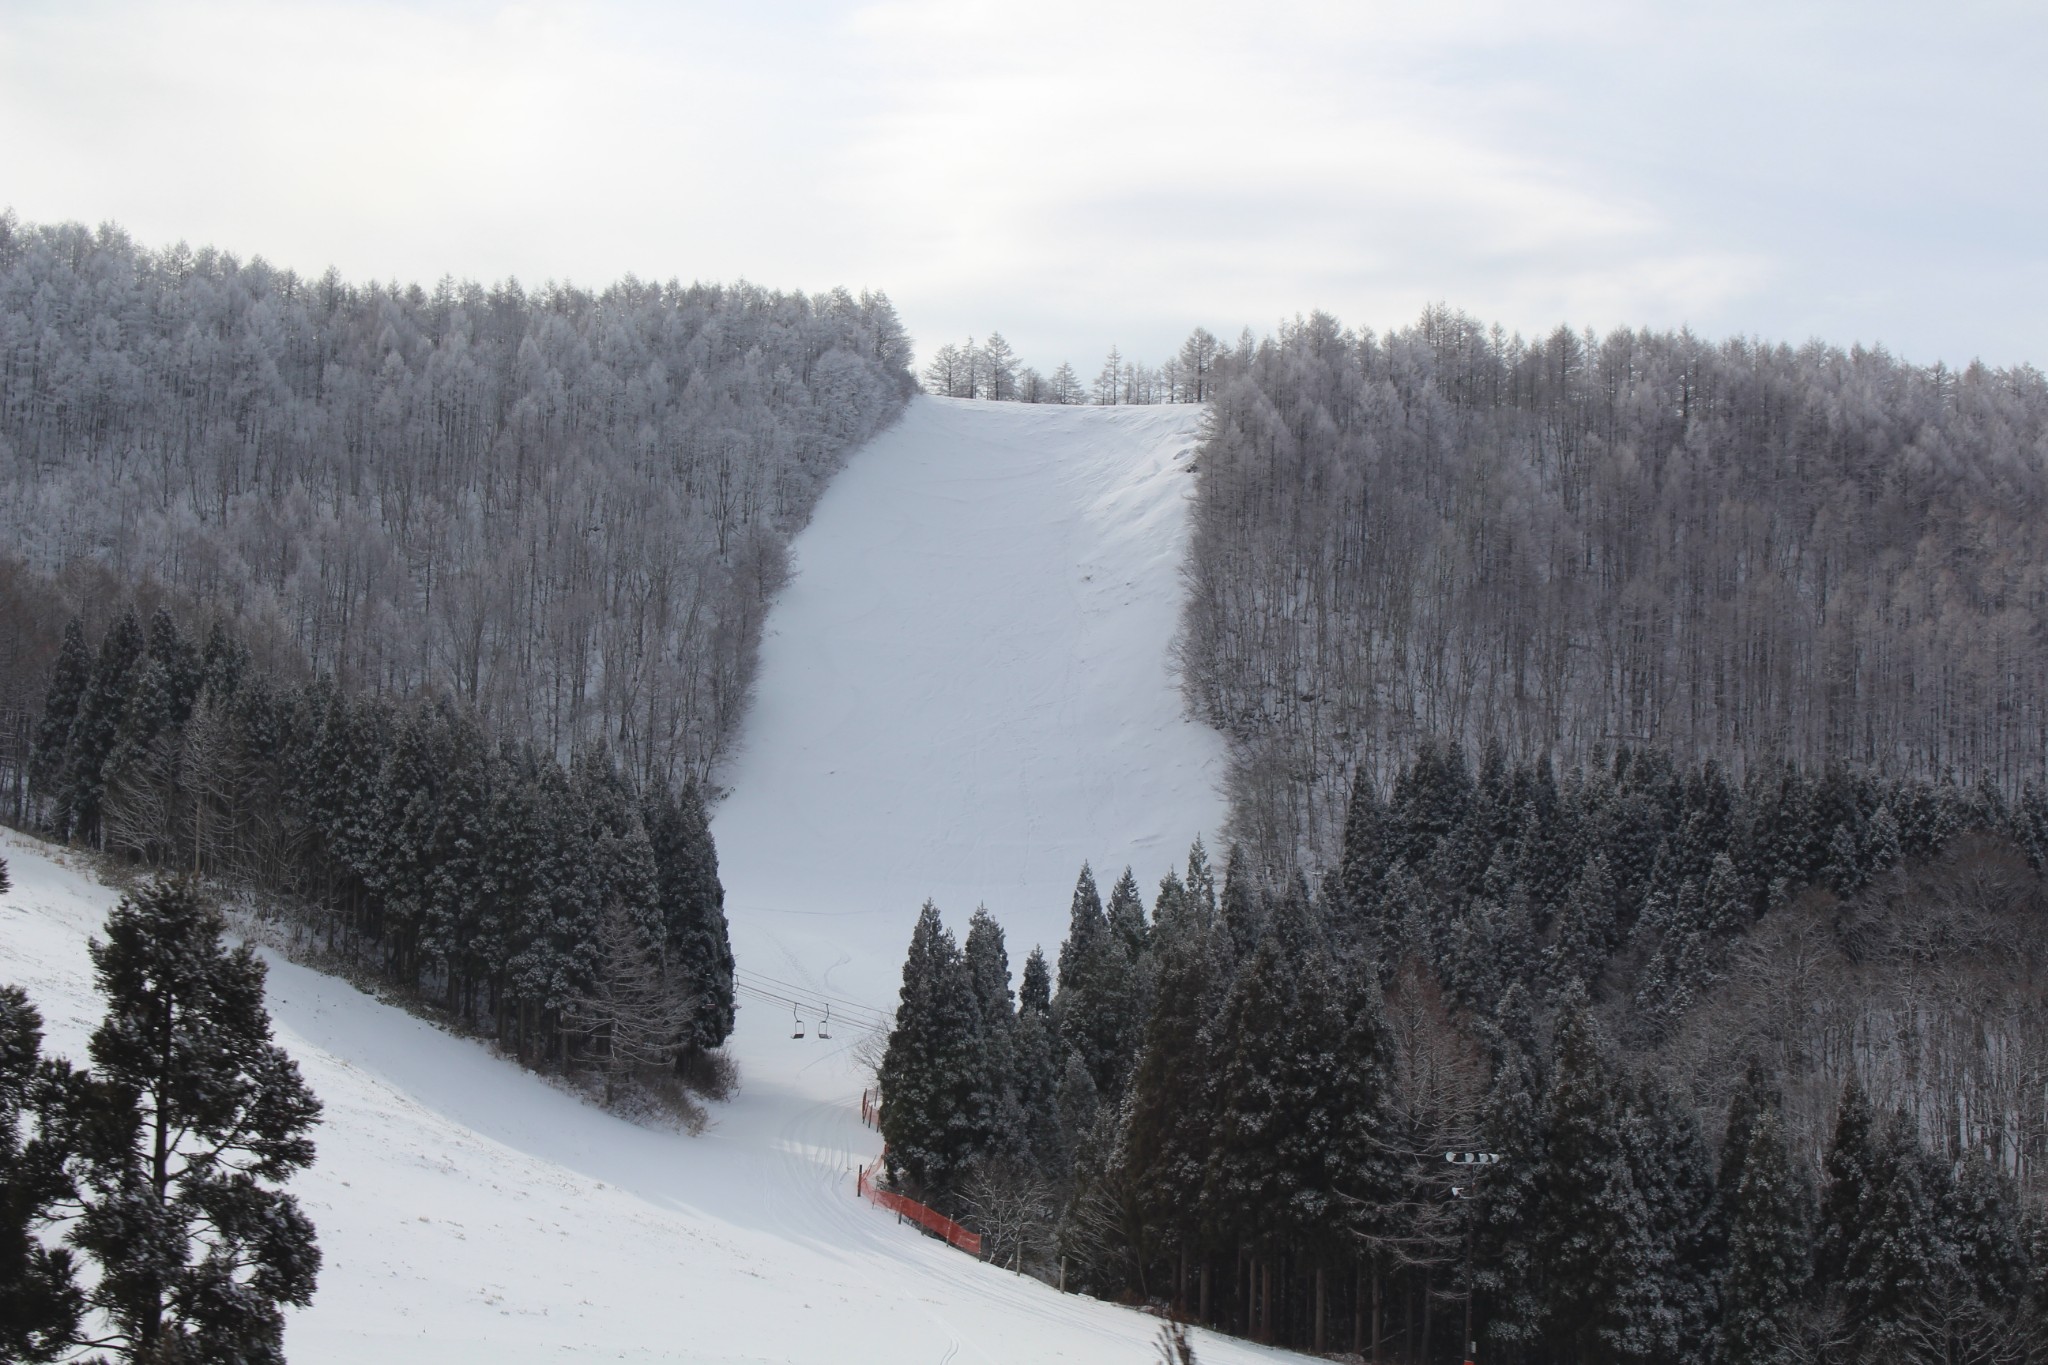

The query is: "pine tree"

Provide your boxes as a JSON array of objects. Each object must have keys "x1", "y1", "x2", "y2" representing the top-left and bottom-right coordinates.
[
  {"x1": 0, "y1": 851, "x2": 9, "y2": 896},
  {"x1": 0, "y1": 985, "x2": 86, "y2": 1363},
  {"x1": 71, "y1": 877, "x2": 321, "y2": 1361},
  {"x1": 1715, "y1": 1108, "x2": 1808, "y2": 1365}
]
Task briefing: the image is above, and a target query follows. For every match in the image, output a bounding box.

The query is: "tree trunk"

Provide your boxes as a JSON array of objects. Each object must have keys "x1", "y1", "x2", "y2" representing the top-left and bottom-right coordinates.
[{"x1": 1315, "y1": 1264, "x2": 1327, "y2": 1355}]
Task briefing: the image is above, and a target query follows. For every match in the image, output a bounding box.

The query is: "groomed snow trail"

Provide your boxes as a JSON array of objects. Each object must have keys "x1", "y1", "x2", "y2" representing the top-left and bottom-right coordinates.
[
  {"x1": 715, "y1": 395, "x2": 1230, "y2": 1051},
  {"x1": 0, "y1": 396, "x2": 1258, "y2": 1364}
]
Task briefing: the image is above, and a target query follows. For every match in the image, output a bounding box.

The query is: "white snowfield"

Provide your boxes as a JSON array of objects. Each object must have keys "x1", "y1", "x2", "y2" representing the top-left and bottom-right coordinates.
[{"x1": 0, "y1": 396, "x2": 1265, "y2": 1364}]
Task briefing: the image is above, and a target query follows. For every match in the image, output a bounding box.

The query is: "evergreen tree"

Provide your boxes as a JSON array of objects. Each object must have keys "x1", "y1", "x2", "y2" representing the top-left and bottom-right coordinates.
[
  {"x1": 1200, "y1": 938, "x2": 1294, "y2": 1257},
  {"x1": 1841, "y1": 1111, "x2": 1954, "y2": 1359},
  {"x1": 1123, "y1": 916, "x2": 1229, "y2": 1279},
  {"x1": 0, "y1": 851, "x2": 8, "y2": 896},
  {"x1": 1546, "y1": 852, "x2": 1617, "y2": 994},
  {"x1": 1471, "y1": 1041, "x2": 1544, "y2": 1359},
  {"x1": 1218, "y1": 845, "x2": 1264, "y2": 959},
  {"x1": 1058, "y1": 929, "x2": 1144, "y2": 1101},
  {"x1": 1011, "y1": 1006, "x2": 1065, "y2": 1172},
  {"x1": 964, "y1": 907, "x2": 1020, "y2": 1154},
  {"x1": 1625, "y1": 1074, "x2": 1716, "y2": 1360},
  {"x1": 1057, "y1": 863, "x2": 1107, "y2": 994},
  {"x1": 878, "y1": 902, "x2": 992, "y2": 1196},
  {"x1": 71, "y1": 877, "x2": 321, "y2": 1362},
  {"x1": 59, "y1": 607, "x2": 145, "y2": 845},
  {"x1": 1715, "y1": 1108, "x2": 1808, "y2": 1365},
  {"x1": 1534, "y1": 987, "x2": 1665, "y2": 1362},
  {"x1": 1019, "y1": 946, "x2": 1052, "y2": 1016},
  {"x1": 1106, "y1": 867, "x2": 1148, "y2": 958},
  {"x1": 28, "y1": 618, "x2": 89, "y2": 816},
  {"x1": 1336, "y1": 764, "x2": 1389, "y2": 941},
  {"x1": 0, "y1": 985, "x2": 86, "y2": 1363},
  {"x1": 1184, "y1": 836, "x2": 1217, "y2": 926},
  {"x1": 1813, "y1": 1075, "x2": 1875, "y2": 1293},
  {"x1": 645, "y1": 781, "x2": 735, "y2": 1053}
]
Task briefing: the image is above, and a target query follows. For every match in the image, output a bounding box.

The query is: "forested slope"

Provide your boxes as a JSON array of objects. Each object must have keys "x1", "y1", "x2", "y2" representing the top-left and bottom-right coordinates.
[
  {"x1": 1179, "y1": 308, "x2": 2048, "y2": 867},
  {"x1": 0, "y1": 213, "x2": 916, "y2": 789}
]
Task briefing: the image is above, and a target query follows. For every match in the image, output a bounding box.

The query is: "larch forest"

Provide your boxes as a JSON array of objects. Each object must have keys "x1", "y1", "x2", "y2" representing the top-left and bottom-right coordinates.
[{"x1": 3, "y1": 213, "x2": 2047, "y2": 1365}]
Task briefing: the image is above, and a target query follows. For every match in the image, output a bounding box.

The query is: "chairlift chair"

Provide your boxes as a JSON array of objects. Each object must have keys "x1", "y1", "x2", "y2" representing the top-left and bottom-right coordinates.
[
  {"x1": 818, "y1": 1004, "x2": 832, "y2": 1040},
  {"x1": 792, "y1": 1007, "x2": 806, "y2": 1039}
]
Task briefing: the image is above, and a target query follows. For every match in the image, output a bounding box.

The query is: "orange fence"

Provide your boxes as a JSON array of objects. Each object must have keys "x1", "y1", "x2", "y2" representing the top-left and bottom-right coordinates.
[{"x1": 856, "y1": 1160, "x2": 983, "y2": 1257}]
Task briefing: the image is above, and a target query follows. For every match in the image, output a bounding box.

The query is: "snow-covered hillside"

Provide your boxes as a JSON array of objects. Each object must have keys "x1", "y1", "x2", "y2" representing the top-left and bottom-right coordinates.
[
  {"x1": 1, "y1": 398, "x2": 1261, "y2": 1364},
  {"x1": 715, "y1": 395, "x2": 1229, "y2": 1053}
]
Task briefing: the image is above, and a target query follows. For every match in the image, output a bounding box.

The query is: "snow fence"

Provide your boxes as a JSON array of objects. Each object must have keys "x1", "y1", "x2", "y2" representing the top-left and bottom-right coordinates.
[{"x1": 856, "y1": 1163, "x2": 982, "y2": 1257}]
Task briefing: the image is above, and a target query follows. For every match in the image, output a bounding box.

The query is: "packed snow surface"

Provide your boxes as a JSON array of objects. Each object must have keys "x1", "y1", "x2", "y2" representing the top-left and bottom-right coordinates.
[
  {"x1": 0, "y1": 399, "x2": 1251, "y2": 1362},
  {"x1": 715, "y1": 396, "x2": 1230, "y2": 1031}
]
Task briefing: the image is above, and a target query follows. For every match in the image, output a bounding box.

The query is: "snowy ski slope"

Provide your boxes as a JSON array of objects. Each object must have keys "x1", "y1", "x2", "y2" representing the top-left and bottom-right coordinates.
[{"x1": 0, "y1": 396, "x2": 1252, "y2": 1364}]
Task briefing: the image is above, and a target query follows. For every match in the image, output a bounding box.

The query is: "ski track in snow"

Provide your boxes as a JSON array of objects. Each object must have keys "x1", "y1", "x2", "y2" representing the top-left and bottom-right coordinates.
[{"x1": 0, "y1": 396, "x2": 1276, "y2": 1364}]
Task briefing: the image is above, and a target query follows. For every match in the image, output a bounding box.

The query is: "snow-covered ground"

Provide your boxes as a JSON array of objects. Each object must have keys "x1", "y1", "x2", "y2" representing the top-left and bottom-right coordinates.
[{"x1": 0, "y1": 396, "x2": 1251, "y2": 1364}]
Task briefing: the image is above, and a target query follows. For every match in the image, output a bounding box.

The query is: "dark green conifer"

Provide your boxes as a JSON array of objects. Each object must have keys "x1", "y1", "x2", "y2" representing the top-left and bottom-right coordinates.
[
  {"x1": 1019, "y1": 946, "x2": 1052, "y2": 1015},
  {"x1": 878, "y1": 902, "x2": 991, "y2": 1196},
  {"x1": 71, "y1": 877, "x2": 321, "y2": 1361},
  {"x1": 1106, "y1": 867, "x2": 1148, "y2": 958},
  {"x1": 28, "y1": 619, "x2": 90, "y2": 818},
  {"x1": 0, "y1": 985, "x2": 86, "y2": 1363},
  {"x1": 1534, "y1": 987, "x2": 1664, "y2": 1362},
  {"x1": 1715, "y1": 1108, "x2": 1808, "y2": 1365},
  {"x1": 1057, "y1": 863, "x2": 1106, "y2": 993},
  {"x1": 59, "y1": 607, "x2": 145, "y2": 845}
]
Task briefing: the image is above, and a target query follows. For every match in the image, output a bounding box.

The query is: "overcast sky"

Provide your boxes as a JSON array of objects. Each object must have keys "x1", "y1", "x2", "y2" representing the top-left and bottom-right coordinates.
[{"x1": 3, "y1": 0, "x2": 2042, "y2": 372}]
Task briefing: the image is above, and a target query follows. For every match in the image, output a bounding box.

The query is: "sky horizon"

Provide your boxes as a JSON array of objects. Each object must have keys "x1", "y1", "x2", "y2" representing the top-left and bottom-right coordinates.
[{"x1": 3, "y1": 0, "x2": 2041, "y2": 375}]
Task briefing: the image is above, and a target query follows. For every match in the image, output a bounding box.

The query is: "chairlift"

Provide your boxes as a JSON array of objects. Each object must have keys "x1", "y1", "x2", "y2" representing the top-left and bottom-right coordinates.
[
  {"x1": 818, "y1": 1004, "x2": 832, "y2": 1040},
  {"x1": 792, "y1": 1006, "x2": 806, "y2": 1040}
]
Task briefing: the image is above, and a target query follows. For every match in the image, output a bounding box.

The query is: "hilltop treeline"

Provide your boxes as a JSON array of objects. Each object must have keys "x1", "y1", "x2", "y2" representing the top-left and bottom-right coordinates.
[
  {"x1": 0, "y1": 213, "x2": 916, "y2": 786},
  {"x1": 878, "y1": 744, "x2": 2048, "y2": 1363},
  {"x1": 1179, "y1": 308, "x2": 2048, "y2": 868},
  {"x1": 18, "y1": 603, "x2": 733, "y2": 1079}
]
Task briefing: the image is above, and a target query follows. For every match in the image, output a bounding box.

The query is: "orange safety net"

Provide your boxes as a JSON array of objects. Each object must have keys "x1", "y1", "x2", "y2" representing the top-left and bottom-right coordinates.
[{"x1": 856, "y1": 1155, "x2": 982, "y2": 1257}]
